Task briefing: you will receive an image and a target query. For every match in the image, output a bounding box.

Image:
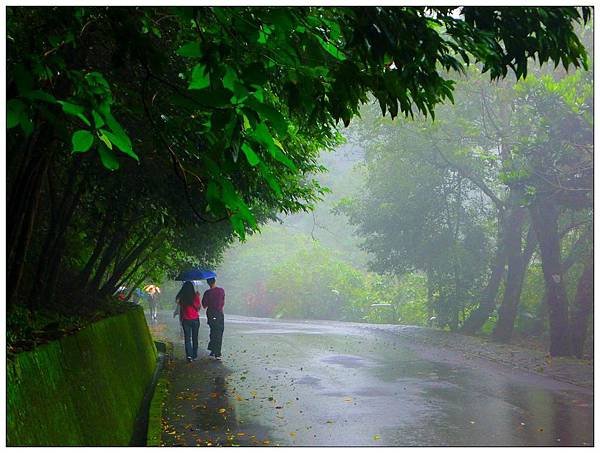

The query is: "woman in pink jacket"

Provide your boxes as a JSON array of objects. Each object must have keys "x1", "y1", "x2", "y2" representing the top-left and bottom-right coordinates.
[{"x1": 176, "y1": 281, "x2": 202, "y2": 362}]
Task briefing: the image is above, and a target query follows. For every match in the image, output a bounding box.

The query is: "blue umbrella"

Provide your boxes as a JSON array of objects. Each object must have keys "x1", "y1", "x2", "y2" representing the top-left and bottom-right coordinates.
[{"x1": 176, "y1": 268, "x2": 217, "y2": 281}]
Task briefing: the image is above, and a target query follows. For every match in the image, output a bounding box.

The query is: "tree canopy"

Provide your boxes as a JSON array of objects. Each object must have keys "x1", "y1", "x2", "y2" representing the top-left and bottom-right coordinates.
[
  {"x1": 6, "y1": 6, "x2": 591, "y2": 348},
  {"x1": 338, "y1": 42, "x2": 592, "y2": 355}
]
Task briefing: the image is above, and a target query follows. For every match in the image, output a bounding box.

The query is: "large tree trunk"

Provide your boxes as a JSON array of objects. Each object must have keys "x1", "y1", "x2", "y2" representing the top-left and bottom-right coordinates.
[
  {"x1": 492, "y1": 218, "x2": 535, "y2": 342},
  {"x1": 530, "y1": 228, "x2": 589, "y2": 336},
  {"x1": 530, "y1": 200, "x2": 571, "y2": 357},
  {"x1": 461, "y1": 210, "x2": 508, "y2": 334},
  {"x1": 29, "y1": 163, "x2": 84, "y2": 309},
  {"x1": 569, "y1": 251, "x2": 593, "y2": 358},
  {"x1": 6, "y1": 141, "x2": 52, "y2": 310}
]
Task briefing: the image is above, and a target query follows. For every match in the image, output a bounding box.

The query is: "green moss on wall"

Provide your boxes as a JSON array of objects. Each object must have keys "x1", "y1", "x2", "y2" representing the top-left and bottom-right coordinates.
[
  {"x1": 146, "y1": 376, "x2": 168, "y2": 446},
  {"x1": 146, "y1": 341, "x2": 172, "y2": 447},
  {"x1": 7, "y1": 307, "x2": 157, "y2": 446}
]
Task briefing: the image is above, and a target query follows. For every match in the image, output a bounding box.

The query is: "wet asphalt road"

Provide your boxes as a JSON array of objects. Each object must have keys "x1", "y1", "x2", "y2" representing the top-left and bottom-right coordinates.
[{"x1": 155, "y1": 312, "x2": 593, "y2": 447}]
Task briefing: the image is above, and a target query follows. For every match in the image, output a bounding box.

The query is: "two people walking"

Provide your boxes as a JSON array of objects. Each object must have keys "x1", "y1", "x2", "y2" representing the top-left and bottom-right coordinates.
[{"x1": 175, "y1": 278, "x2": 225, "y2": 362}]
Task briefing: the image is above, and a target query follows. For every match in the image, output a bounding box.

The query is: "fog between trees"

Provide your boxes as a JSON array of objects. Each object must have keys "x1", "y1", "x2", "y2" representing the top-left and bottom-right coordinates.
[{"x1": 218, "y1": 32, "x2": 593, "y2": 358}]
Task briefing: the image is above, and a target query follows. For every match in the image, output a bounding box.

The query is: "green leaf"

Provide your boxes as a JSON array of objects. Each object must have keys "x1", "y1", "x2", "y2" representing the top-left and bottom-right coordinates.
[
  {"x1": 97, "y1": 144, "x2": 120, "y2": 171},
  {"x1": 251, "y1": 122, "x2": 275, "y2": 148},
  {"x1": 92, "y1": 110, "x2": 105, "y2": 128},
  {"x1": 251, "y1": 123, "x2": 296, "y2": 170},
  {"x1": 248, "y1": 98, "x2": 288, "y2": 136},
  {"x1": 220, "y1": 179, "x2": 240, "y2": 209},
  {"x1": 230, "y1": 213, "x2": 246, "y2": 240},
  {"x1": 19, "y1": 112, "x2": 34, "y2": 136},
  {"x1": 259, "y1": 163, "x2": 283, "y2": 197},
  {"x1": 242, "y1": 114, "x2": 251, "y2": 131},
  {"x1": 270, "y1": 139, "x2": 297, "y2": 171},
  {"x1": 98, "y1": 130, "x2": 113, "y2": 149},
  {"x1": 97, "y1": 109, "x2": 137, "y2": 161},
  {"x1": 58, "y1": 101, "x2": 91, "y2": 126},
  {"x1": 177, "y1": 41, "x2": 202, "y2": 57},
  {"x1": 100, "y1": 129, "x2": 139, "y2": 161},
  {"x1": 23, "y1": 90, "x2": 56, "y2": 103},
  {"x1": 72, "y1": 130, "x2": 94, "y2": 153},
  {"x1": 258, "y1": 30, "x2": 268, "y2": 44},
  {"x1": 206, "y1": 181, "x2": 221, "y2": 203},
  {"x1": 222, "y1": 67, "x2": 238, "y2": 92},
  {"x1": 241, "y1": 143, "x2": 260, "y2": 166},
  {"x1": 236, "y1": 200, "x2": 257, "y2": 229},
  {"x1": 7, "y1": 99, "x2": 25, "y2": 129},
  {"x1": 188, "y1": 64, "x2": 210, "y2": 90},
  {"x1": 315, "y1": 35, "x2": 346, "y2": 61}
]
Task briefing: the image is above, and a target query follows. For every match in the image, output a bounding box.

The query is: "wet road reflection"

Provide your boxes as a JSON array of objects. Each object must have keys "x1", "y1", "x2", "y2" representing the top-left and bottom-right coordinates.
[{"x1": 155, "y1": 313, "x2": 593, "y2": 446}]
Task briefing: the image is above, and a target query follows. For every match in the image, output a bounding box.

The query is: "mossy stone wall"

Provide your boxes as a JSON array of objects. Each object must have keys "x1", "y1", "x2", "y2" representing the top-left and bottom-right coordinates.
[{"x1": 7, "y1": 307, "x2": 157, "y2": 446}]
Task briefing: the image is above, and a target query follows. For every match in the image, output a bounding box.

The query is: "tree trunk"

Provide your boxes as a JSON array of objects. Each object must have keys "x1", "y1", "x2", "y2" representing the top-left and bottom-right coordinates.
[
  {"x1": 29, "y1": 163, "x2": 83, "y2": 309},
  {"x1": 461, "y1": 231, "x2": 506, "y2": 333},
  {"x1": 530, "y1": 228, "x2": 589, "y2": 336},
  {"x1": 78, "y1": 209, "x2": 115, "y2": 287},
  {"x1": 461, "y1": 210, "x2": 507, "y2": 334},
  {"x1": 530, "y1": 200, "x2": 571, "y2": 357},
  {"x1": 6, "y1": 143, "x2": 52, "y2": 310},
  {"x1": 87, "y1": 230, "x2": 128, "y2": 294},
  {"x1": 42, "y1": 182, "x2": 86, "y2": 309},
  {"x1": 99, "y1": 226, "x2": 162, "y2": 297},
  {"x1": 426, "y1": 268, "x2": 435, "y2": 326},
  {"x1": 569, "y1": 251, "x2": 593, "y2": 358},
  {"x1": 492, "y1": 211, "x2": 534, "y2": 342}
]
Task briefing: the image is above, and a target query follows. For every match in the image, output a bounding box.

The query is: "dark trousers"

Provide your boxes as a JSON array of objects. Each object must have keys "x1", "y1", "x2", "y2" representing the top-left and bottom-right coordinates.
[
  {"x1": 207, "y1": 310, "x2": 224, "y2": 356},
  {"x1": 182, "y1": 318, "x2": 200, "y2": 359}
]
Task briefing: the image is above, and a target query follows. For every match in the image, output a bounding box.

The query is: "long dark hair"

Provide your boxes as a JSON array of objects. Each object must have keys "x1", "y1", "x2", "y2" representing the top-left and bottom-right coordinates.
[{"x1": 177, "y1": 281, "x2": 195, "y2": 306}]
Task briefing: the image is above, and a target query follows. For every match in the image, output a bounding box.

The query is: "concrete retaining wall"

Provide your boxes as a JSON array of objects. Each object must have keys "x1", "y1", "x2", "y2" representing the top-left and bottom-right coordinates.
[{"x1": 7, "y1": 307, "x2": 157, "y2": 446}]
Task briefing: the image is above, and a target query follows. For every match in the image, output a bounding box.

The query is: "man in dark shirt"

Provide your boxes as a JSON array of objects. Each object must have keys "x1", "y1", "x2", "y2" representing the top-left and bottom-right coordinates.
[{"x1": 202, "y1": 277, "x2": 225, "y2": 359}]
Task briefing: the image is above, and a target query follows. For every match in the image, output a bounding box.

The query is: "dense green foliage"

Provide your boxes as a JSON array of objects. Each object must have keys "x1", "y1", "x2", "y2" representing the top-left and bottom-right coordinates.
[
  {"x1": 220, "y1": 224, "x2": 430, "y2": 326},
  {"x1": 339, "y1": 39, "x2": 592, "y2": 355},
  {"x1": 7, "y1": 6, "x2": 590, "y2": 348}
]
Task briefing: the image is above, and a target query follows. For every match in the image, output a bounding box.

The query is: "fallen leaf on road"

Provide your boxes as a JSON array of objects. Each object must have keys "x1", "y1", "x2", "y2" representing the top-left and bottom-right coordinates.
[
  {"x1": 373, "y1": 435, "x2": 381, "y2": 440},
  {"x1": 218, "y1": 408, "x2": 227, "y2": 413},
  {"x1": 343, "y1": 397, "x2": 353, "y2": 403},
  {"x1": 290, "y1": 432, "x2": 297, "y2": 437}
]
